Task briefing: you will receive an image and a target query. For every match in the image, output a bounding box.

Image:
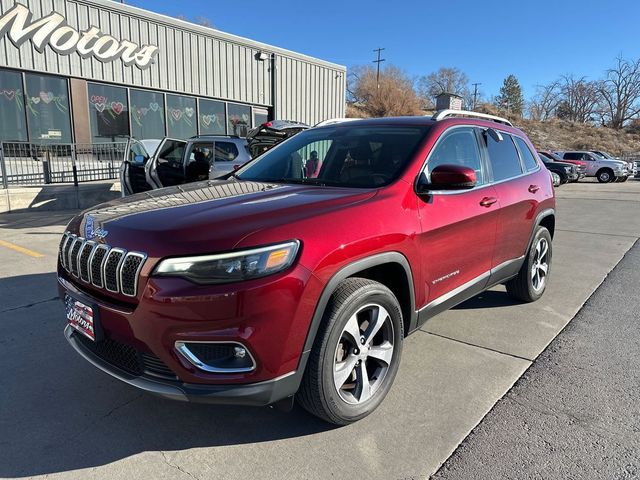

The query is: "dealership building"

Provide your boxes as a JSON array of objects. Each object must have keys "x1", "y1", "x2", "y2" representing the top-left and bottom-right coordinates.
[{"x1": 0, "y1": 0, "x2": 346, "y2": 145}]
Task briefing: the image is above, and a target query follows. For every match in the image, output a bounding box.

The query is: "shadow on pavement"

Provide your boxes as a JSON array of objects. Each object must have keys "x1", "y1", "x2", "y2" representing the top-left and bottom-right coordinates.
[
  {"x1": 0, "y1": 273, "x2": 335, "y2": 478},
  {"x1": 0, "y1": 210, "x2": 77, "y2": 230},
  {"x1": 452, "y1": 289, "x2": 521, "y2": 310}
]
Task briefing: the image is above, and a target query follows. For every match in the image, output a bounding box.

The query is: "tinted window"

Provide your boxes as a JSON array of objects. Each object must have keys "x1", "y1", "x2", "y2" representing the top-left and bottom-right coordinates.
[
  {"x1": 130, "y1": 89, "x2": 165, "y2": 139},
  {"x1": 24, "y1": 73, "x2": 72, "y2": 143},
  {"x1": 486, "y1": 133, "x2": 523, "y2": 182},
  {"x1": 88, "y1": 83, "x2": 129, "y2": 143},
  {"x1": 167, "y1": 94, "x2": 197, "y2": 139},
  {"x1": 215, "y1": 141, "x2": 239, "y2": 162},
  {"x1": 0, "y1": 69, "x2": 28, "y2": 141},
  {"x1": 514, "y1": 137, "x2": 539, "y2": 171},
  {"x1": 227, "y1": 103, "x2": 251, "y2": 137},
  {"x1": 427, "y1": 128, "x2": 484, "y2": 186},
  {"x1": 237, "y1": 126, "x2": 429, "y2": 188},
  {"x1": 563, "y1": 152, "x2": 581, "y2": 160},
  {"x1": 199, "y1": 99, "x2": 226, "y2": 135}
]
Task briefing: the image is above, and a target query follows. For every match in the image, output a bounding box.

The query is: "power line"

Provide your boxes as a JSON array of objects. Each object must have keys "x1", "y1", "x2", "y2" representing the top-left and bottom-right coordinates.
[{"x1": 372, "y1": 47, "x2": 386, "y2": 89}]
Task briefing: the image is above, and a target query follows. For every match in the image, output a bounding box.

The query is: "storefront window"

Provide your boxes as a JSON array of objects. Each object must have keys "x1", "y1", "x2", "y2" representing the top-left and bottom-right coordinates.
[
  {"x1": 227, "y1": 103, "x2": 251, "y2": 137},
  {"x1": 130, "y1": 89, "x2": 165, "y2": 139},
  {"x1": 166, "y1": 94, "x2": 197, "y2": 139},
  {"x1": 88, "y1": 83, "x2": 129, "y2": 143},
  {"x1": 0, "y1": 69, "x2": 28, "y2": 142},
  {"x1": 198, "y1": 99, "x2": 226, "y2": 135},
  {"x1": 24, "y1": 73, "x2": 72, "y2": 143},
  {"x1": 253, "y1": 108, "x2": 269, "y2": 128}
]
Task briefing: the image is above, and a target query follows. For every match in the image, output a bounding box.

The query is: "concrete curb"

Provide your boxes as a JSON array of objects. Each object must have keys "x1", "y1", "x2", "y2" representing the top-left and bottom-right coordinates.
[{"x1": 0, "y1": 180, "x2": 120, "y2": 213}]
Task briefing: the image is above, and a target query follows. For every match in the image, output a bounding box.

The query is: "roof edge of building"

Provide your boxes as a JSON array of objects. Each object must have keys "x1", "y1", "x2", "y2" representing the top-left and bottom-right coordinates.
[{"x1": 82, "y1": 0, "x2": 347, "y2": 71}]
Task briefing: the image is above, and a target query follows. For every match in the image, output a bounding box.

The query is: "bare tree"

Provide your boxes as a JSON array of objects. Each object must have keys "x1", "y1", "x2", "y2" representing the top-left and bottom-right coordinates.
[
  {"x1": 598, "y1": 56, "x2": 640, "y2": 129},
  {"x1": 528, "y1": 80, "x2": 561, "y2": 120},
  {"x1": 555, "y1": 75, "x2": 600, "y2": 123},
  {"x1": 417, "y1": 67, "x2": 471, "y2": 109},
  {"x1": 348, "y1": 65, "x2": 422, "y2": 117}
]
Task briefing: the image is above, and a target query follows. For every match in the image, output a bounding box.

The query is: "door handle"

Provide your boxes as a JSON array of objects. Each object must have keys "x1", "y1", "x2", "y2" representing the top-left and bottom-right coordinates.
[
  {"x1": 528, "y1": 184, "x2": 540, "y2": 193},
  {"x1": 479, "y1": 196, "x2": 498, "y2": 207}
]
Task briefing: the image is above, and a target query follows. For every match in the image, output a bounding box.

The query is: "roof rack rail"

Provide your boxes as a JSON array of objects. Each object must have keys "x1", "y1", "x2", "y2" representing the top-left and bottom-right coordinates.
[
  {"x1": 431, "y1": 109, "x2": 513, "y2": 127},
  {"x1": 188, "y1": 134, "x2": 240, "y2": 139}
]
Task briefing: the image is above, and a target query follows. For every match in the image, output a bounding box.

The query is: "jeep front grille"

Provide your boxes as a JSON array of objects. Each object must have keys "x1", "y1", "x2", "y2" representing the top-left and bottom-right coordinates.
[{"x1": 59, "y1": 232, "x2": 147, "y2": 297}]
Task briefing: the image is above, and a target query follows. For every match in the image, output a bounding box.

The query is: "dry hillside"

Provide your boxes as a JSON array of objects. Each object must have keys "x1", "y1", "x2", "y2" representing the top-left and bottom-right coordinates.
[{"x1": 515, "y1": 119, "x2": 640, "y2": 157}]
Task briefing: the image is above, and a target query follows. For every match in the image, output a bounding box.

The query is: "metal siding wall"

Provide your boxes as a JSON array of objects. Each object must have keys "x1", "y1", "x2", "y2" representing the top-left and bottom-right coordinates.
[{"x1": 0, "y1": 0, "x2": 344, "y2": 113}]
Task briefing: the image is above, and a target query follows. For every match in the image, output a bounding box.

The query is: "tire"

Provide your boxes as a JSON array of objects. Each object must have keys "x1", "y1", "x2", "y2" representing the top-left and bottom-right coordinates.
[
  {"x1": 506, "y1": 226, "x2": 552, "y2": 303},
  {"x1": 297, "y1": 278, "x2": 404, "y2": 425},
  {"x1": 620, "y1": 176, "x2": 629, "y2": 182},
  {"x1": 597, "y1": 168, "x2": 614, "y2": 183},
  {"x1": 554, "y1": 171, "x2": 568, "y2": 184}
]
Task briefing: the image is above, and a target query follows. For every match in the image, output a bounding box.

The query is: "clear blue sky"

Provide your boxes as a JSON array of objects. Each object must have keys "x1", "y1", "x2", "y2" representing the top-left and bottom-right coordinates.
[{"x1": 126, "y1": 0, "x2": 640, "y2": 100}]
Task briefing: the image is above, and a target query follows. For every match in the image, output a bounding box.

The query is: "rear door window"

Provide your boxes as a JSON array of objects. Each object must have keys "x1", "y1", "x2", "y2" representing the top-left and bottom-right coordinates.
[
  {"x1": 485, "y1": 132, "x2": 523, "y2": 182},
  {"x1": 427, "y1": 127, "x2": 485, "y2": 186},
  {"x1": 215, "y1": 141, "x2": 239, "y2": 162},
  {"x1": 514, "y1": 137, "x2": 539, "y2": 172},
  {"x1": 563, "y1": 152, "x2": 581, "y2": 160}
]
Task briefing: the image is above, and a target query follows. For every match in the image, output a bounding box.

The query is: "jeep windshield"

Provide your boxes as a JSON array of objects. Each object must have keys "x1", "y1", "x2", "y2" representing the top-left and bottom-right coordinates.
[{"x1": 235, "y1": 125, "x2": 430, "y2": 188}]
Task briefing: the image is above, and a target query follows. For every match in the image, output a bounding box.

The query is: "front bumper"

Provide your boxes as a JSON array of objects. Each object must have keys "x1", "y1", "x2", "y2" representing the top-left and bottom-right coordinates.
[
  {"x1": 58, "y1": 257, "x2": 321, "y2": 404},
  {"x1": 65, "y1": 325, "x2": 304, "y2": 405}
]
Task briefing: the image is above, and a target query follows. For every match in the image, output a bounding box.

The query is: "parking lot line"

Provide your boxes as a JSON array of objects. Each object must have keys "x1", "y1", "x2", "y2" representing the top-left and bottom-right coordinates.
[{"x1": 0, "y1": 239, "x2": 45, "y2": 258}]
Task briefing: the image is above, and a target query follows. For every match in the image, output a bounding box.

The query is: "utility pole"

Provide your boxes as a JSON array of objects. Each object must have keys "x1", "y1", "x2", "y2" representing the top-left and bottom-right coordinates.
[
  {"x1": 372, "y1": 48, "x2": 386, "y2": 89},
  {"x1": 472, "y1": 83, "x2": 481, "y2": 110}
]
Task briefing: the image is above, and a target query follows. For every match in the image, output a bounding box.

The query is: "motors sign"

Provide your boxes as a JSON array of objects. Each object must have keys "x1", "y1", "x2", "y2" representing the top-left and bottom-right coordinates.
[{"x1": 0, "y1": 3, "x2": 159, "y2": 69}]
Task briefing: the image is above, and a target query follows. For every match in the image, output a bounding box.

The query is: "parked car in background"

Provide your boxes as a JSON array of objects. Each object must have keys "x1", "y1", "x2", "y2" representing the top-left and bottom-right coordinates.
[
  {"x1": 550, "y1": 171, "x2": 561, "y2": 187},
  {"x1": 60, "y1": 110, "x2": 555, "y2": 425},
  {"x1": 590, "y1": 151, "x2": 639, "y2": 178},
  {"x1": 538, "y1": 150, "x2": 586, "y2": 181},
  {"x1": 120, "y1": 135, "x2": 251, "y2": 195},
  {"x1": 537, "y1": 151, "x2": 581, "y2": 184},
  {"x1": 554, "y1": 150, "x2": 630, "y2": 183},
  {"x1": 246, "y1": 120, "x2": 309, "y2": 158}
]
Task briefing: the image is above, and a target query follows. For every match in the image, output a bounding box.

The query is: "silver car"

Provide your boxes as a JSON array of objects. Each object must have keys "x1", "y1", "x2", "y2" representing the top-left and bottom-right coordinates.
[
  {"x1": 554, "y1": 150, "x2": 630, "y2": 183},
  {"x1": 120, "y1": 135, "x2": 251, "y2": 196}
]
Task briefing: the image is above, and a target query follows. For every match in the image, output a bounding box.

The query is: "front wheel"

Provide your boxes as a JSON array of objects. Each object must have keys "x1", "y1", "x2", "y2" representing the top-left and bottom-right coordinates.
[
  {"x1": 597, "y1": 169, "x2": 614, "y2": 183},
  {"x1": 298, "y1": 278, "x2": 403, "y2": 425},
  {"x1": 506, "y1": 226, "x2": 552, "y2": 302}
]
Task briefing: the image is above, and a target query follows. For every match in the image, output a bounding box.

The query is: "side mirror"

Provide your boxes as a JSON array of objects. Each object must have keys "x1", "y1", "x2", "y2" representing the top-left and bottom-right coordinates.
[
  {"x1": 233, "y1": 164, "x2": 242, "y2": 171},
  {"x1": 417, "y1": 165, "x2": 477, "y2": 192}
]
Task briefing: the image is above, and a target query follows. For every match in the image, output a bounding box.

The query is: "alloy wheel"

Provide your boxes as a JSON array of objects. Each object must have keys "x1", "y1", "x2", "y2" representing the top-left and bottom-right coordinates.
[
  {"x1": 531, "y1": 237, "x2": 550, "y2": 292},
  {"x1": 333, "y1": 303, "x2": 395, "y2": 405}
]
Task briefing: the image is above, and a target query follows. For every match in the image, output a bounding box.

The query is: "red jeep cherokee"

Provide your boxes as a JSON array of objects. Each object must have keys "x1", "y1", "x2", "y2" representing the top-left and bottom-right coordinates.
[{"x1": 59, "y1": 111, "x2": 555, "y2": 425}]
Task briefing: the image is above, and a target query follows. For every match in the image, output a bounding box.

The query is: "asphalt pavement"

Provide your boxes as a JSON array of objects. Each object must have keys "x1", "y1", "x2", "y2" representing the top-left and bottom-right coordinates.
[
  {"x1": 0, "y1": 179, "x2": 639, "y2": 479},
  {"x1": 433, "y1": 239, "x2": 640, "y2": 480}
]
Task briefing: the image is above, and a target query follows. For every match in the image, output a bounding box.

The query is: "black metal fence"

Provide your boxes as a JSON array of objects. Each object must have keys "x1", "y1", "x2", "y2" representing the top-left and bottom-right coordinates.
[{"x1": 0, "y1": 142, "x2": 127, "y2": 188}]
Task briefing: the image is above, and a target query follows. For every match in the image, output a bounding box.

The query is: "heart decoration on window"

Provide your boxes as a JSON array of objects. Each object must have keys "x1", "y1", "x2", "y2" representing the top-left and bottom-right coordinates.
[
  {"x1": 40, "y1": 91, "x2": 55, "y2": 104},
  {"x1": 94, "y1": 102, "x2": 106, "y2": 113},
  {"x1": 201, "y1": 114, "x2": 212, "y2": 126},
  {"x1": 111, "y1": 102, "x2": 124, "y2": 115},
  {"x1": 31, "y1": 96, "x2": 41, "y2": 104},
  {"x1": 2, "y1": 89, "x2": 16, "y2": 101},
  {"x1": 149, "y1": 102, "x2": 160, "y2": 112},
  {"x1": 171, "y1": 109, "x2": 183, "y2": 121},
  {"x1": 185, "y1": 107, "x2": 194, "y2": 118}
]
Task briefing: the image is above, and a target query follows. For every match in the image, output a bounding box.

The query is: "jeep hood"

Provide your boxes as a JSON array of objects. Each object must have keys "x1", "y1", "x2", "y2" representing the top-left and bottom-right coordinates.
[{"x1": 69, "y1": 180, "x2": 376, "y2": 257}]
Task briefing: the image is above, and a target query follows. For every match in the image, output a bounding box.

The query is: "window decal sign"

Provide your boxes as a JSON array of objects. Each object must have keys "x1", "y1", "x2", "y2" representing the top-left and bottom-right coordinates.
[{"x1": 0, "y1": 4, "x2": 159, "y2": 69}]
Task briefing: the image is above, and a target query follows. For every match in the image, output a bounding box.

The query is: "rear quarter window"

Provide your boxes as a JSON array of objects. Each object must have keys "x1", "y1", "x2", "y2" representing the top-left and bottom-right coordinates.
[
  {"x1": 514, "y1": 137, "x2": 539, "y2": 172},
  {"x1": 485, "y1": 132, "x2": 523, "y2": 182}
]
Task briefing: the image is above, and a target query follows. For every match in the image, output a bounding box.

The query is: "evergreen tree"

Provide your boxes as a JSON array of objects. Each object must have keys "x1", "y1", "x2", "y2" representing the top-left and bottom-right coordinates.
[{"x1": 495, "y1": 75, "x2": 524, "y2": 117}]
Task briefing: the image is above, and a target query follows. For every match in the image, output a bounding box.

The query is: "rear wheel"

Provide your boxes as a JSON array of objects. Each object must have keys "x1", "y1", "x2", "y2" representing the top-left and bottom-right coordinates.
[
  {"x1": 506, "y1": 226, "x2": 552, "y2": 302},
  {"x1": 298, "y1": 278, "x2": 403, "y2": 425},
  {"x1": 597, "y1": 168, "x2": 614, "y2": 183}
]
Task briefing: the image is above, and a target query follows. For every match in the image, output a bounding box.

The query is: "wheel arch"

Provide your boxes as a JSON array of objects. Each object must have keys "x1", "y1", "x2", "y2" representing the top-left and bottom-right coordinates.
[
  {"x1": 301, "y1": 252, "x2": 417, "y2": 358},
  {"x1": 527, "y1": 209, "x2": 555, "y2": 254}
]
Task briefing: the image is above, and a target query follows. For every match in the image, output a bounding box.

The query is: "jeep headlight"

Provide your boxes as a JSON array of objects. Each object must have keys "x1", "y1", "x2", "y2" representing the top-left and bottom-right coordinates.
[{"x1": 154, "y1": 241, "x2": 300, "y2": 284}]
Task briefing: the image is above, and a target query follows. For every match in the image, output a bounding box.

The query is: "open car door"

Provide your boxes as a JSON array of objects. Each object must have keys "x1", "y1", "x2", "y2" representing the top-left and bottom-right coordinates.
[
  {"x1": 120, "y1": 138, "x2": 154, "y2": 196},
  {"x1": 145, "y1": 137, "x2": 188, "y2": 189}
]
